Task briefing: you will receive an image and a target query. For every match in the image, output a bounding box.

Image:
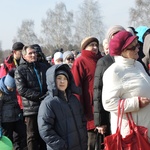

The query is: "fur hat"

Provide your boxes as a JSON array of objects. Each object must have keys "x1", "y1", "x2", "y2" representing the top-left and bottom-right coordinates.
[
  {"x1": 106, "y1": 25, "x2": 125, "y2": 43},
  {"x1": 12, "y1": 42, "x2": 24, "y2": 51},
  {"x1": 81, "y1": 36, "x2": 99, "y2": 50},
  {"x1": 4, "y1": 74, "x2": 16, "y2": 88},
  {"x1": 109, "y1": 31, "x2": 138, "y2": 56},
  {"x1": 56, "y1": 70, "x2": 69, "y2": 81},
  {"x1": 63, "y1": 51, "x2": 74, "y2": 61}
]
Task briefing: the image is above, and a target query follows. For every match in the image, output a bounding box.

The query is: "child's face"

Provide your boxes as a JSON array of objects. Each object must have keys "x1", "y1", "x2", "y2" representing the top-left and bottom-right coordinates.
[{"x1": 56, "y1": 74, "x2": 68, "y2": 91}]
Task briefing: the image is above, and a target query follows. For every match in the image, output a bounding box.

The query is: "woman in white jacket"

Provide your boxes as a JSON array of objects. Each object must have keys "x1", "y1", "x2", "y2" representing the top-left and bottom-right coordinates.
[{"x1": 102, "y1": 30, "x2": 150, "y2": 138}]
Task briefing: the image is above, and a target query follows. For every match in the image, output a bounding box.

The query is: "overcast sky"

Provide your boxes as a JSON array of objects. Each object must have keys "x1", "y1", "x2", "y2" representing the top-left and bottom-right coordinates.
[{"x1": 0, "y1": 0, "x2": 135, "y2": 49}]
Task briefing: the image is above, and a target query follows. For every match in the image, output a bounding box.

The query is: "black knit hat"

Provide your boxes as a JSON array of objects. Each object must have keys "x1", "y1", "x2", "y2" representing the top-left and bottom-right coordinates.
[{"x1": 56, "y1": 70, "x2": 69, "y2": 81}]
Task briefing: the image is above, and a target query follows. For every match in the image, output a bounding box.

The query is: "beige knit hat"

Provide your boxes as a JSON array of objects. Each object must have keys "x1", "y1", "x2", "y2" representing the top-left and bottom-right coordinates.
[
  {"x1": 81, "y1": 36, "x2": 99, "y2": 50},
  {"x1": 106, "y1": 25, "x2": 125, "y2": 43}
]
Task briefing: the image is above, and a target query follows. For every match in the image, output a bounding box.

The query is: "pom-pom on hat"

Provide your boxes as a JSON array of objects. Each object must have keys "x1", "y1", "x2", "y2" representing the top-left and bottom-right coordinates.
[
  {"x1": 12, "y1": 42, "x2": 24, "y2": 51},
  {"x1": 4, "y1": 74, "x2": 16, "y2": 88},
  {"x1": 56, "y1": 70, "x2": 69, "y2": 81},
  {"x1": 109, "y1": 31, "x2": 138, "y2": 56},
  {"x1": 81, "y1": 36, "x2": 99, "y2": 50}
]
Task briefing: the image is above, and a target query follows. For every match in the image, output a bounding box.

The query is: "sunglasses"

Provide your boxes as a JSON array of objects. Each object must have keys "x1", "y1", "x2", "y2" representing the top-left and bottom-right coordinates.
[
  {"x1": 66, "y1": 57, "x2": 74, "y2": 61},
  {"x1": 126, "y1": 43, "x2": 140, "y2": 51}
]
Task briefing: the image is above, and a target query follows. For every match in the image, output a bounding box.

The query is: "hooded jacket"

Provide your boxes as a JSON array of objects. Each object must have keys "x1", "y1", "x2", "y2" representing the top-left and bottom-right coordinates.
[
  {"x1": 0, "y1": 76, "x2": 21, "y2": 124},
  {"x1": 38, "y1": 64, "x2": 87, "y2": 150}
]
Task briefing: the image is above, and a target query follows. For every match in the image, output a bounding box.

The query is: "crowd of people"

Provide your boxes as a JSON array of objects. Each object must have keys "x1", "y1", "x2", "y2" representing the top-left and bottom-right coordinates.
[{"x1": 0, "y1": 24, "x2": 150, "y2": 150}]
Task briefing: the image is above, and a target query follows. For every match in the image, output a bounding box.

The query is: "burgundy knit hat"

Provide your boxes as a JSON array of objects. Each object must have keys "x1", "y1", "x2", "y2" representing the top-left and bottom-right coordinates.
[{"x1": 109, "y1": 31, "x2": 138, "y2": 56}]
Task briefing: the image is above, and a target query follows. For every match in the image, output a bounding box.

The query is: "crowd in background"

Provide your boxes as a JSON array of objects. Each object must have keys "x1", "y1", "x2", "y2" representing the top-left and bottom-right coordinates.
[{"x1": 0, "y1": 24, "x2": 150, "y2": 150}]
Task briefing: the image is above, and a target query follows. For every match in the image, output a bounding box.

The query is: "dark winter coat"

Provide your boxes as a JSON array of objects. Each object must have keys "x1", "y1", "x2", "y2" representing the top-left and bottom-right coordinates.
[
  {"x1": 38, "y1": 64, "x2": 87, "y2": 150},
  {"x1": 0, "y1": 76, "x2": 21, "y2": 125},
  {"x1": 93, "y1": 54, "x2": 114, "y2": 134},
  {"x1": 15, "y1": 57, "x2": 48, "y2": 116}
]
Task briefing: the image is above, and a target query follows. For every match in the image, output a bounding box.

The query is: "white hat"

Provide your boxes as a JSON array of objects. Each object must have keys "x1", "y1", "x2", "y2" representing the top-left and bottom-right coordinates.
[{"x1": 54, "y1": 52, "x2": 63, "y2": 62}]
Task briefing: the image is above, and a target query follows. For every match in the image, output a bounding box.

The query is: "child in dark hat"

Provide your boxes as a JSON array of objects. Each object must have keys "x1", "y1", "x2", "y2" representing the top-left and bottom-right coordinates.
[{"x1": 38, "y1": 64, "x2": 87, "y2": 150}]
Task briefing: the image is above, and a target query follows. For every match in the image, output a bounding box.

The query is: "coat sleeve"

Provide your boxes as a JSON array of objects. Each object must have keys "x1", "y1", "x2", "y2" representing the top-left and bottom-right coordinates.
[
  {"x1": 93, "y1": 59, "x2": 110, "y2": 126},
  {"x1": 37, "y1": 99, "x2": 67, "y2": 150}
]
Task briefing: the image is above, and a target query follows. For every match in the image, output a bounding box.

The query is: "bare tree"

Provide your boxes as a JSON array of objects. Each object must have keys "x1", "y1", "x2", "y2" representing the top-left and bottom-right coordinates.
[
  {"x1": 41, "y1": 2, "x2": 74, "y2": 50},
  {"x1": 129, "y1": 0, "x2": 150, "y2": 27},
  {"x1": 74, "y1": 0, "x2": 104, "y2": 47},
  {"x1": 13, "y1": 20, "x2": 40, "y2": 45}
]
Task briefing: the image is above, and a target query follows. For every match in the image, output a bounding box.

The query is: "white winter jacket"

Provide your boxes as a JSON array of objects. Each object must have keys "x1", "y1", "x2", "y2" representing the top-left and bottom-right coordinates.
[{"x1": 102, "y1": 56, "x2": 150, "y2": 138}]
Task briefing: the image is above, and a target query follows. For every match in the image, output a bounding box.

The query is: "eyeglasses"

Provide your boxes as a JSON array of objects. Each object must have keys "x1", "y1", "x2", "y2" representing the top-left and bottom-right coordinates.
[
  {"x1": 126, "y1": 43, "x2": 140, "y2": 51},
  {"x1": 66, "y1": 57, "x2": 74, "y2": 61}
]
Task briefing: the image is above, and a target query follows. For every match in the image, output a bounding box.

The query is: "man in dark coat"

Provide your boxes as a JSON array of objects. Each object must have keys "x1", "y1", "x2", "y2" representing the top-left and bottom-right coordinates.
[
  {"x1": 93, "y1": 25, "x2": 125, "y2": 149},
  {"x1": 15, "y1": 45, "x2": 48, "y2": 150}
]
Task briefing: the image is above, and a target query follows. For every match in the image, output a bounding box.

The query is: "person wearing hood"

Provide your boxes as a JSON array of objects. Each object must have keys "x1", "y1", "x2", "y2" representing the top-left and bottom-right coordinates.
[
  {"x1": 38, "y1": 64, "x2": 87, "y2": 150},
  {"x1": 15, "y1": 45, "x2": 48, "y2": 150},
  {"x1": 71, "y1": 36, "x2": 102, "y2": 150},
  {"x1": 0, "y1": 69, "x2": 26, "y2": 149}
]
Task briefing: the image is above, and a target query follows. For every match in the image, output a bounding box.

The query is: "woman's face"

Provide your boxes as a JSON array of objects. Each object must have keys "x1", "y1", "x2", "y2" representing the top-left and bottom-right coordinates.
[
  {"x1": 56, "y1": 74, "x2": 68, "y2": 91},
  {"x1": 121, "y1": 39, "x2": 139, "y2": 60},
  {"x1": 85, "y1": 42, "x2": 99, "y2": 54}
]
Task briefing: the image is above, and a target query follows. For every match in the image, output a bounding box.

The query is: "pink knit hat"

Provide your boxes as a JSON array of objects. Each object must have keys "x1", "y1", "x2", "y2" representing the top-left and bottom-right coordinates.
[{"x1": 109, "y1": 31, "x2": 138, "y2": 56}]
